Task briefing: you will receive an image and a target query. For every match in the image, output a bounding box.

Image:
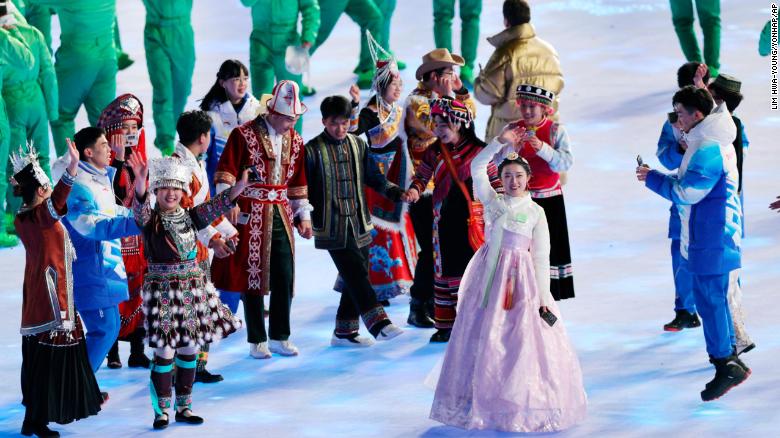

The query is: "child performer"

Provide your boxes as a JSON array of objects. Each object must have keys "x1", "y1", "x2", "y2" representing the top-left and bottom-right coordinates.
[
  {"x1": 13, "y1": 141, "x2": 103, "y2": 437},
  {"x1": 430, "y1": 128, "x2": 587, "y2": 432},
  {"x1": 511, "y1": 84, "x2": 575, "y2": 301},
  {"x1": 125, "y1": 154, "x2": 245, "y2": 429}
]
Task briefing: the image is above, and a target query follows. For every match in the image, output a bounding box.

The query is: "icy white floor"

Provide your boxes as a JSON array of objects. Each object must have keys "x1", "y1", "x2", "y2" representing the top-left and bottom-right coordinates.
[{"x1": 1, "y1": 0, "x2": 779, "y2": 436}]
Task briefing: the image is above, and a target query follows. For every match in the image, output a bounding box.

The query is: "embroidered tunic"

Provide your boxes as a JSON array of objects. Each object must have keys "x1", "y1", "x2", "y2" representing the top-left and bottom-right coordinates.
[{"x1": 212, "y1": 115, "x2": 309, "y2": 295}]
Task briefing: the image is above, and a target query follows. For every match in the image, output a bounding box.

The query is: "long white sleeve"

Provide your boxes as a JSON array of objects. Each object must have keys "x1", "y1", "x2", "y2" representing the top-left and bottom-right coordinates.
[
  {"x1": 470, "y1": 138, "x2": 505, "y2": 204},
  {"x1": 531, "y1": 207, "x2": 553, "y2": 307},
  {"x1": 535, "y1": 124, "x2": 574, "y2": 172}
]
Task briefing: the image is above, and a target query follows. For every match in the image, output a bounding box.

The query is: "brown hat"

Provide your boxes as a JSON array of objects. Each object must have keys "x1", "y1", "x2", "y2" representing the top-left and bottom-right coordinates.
[{"x1": 415, "y1": 48, "x2": 465, "y2": 81}]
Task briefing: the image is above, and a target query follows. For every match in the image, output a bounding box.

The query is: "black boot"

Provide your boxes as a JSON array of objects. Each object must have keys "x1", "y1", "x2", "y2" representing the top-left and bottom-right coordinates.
[
  {"x1": 701, "y1": 355, "x2": 749, "y2": 401},
  {"x1": 663, "y1": 310, "x2": 701, "y2": 332},
  {"x1": 128, "y1": 331, "x2": 151, "y2": 368},
  {"x1": 195, "y1": 369, "x2": 224, "y2": 383},
  {"x1": 152, "y1": 413, "x2": 169, "y2": 430},
  {"x1": 429, "y1": 329, "x2": 451, "y2": 343},
  {"x1": 21, "y1": 421, "x2": 59, "y2": 437},
  {"x1": 175, "y1": 409, "x2": 204, "y2": 424},
  {"x1": 407, "y1": 298, "x2": 434, "y2": 328},
  {"x1": 106, "y1": 341, "x2": 121, "y2": 369}
]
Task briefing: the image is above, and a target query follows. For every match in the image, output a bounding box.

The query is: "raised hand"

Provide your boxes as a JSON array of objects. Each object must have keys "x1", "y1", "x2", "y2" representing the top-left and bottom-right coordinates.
[
  {"x1": 349, "y1": 84, "x2": 361, "y2": 104},
  {"x1": 452, "y1": 74, "x2": 463, "y2": 92},
  {"x1": 497, "y1": 124, "x2": 523, "y2": 146},
  {"x1": 126, "y1": 153, "x2": 148, "y2": 197},
  {"x1": 110, "y1": 130, "x2": 126, "y2": 160},
  {"x1": 693, "y1": 64, "x2": 708, "y2": 89},
  {"x1": 65, "y1": 138, "x2": 80, "y2": 176}
]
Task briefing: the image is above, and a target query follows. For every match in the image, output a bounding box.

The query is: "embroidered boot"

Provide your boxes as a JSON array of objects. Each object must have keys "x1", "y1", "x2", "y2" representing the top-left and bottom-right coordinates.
[
  {"x1": 174, "y1": 354, "x2": 204, "y2": 425},
  {"x1": 150, "y1": 356, "x2": 174, "y2": 429}
]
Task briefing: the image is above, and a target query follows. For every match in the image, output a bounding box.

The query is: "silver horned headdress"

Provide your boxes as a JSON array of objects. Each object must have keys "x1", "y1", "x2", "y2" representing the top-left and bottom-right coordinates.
[
  {"x1": 149, "y1": 157, "x2": 191, "y2": 195},
  {"x1": 10, "y1": 142, "x2": 51, "y2": 188}
]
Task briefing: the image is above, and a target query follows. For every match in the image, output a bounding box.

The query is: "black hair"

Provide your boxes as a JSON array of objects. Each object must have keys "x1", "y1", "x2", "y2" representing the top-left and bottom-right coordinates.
[
  {"x1": 177, "y1": 110, "x2": 213, "y2": 145},
  {"x1": 320, "y1": 95, "x2": 353, "y2": 120},
  {"x1": 708, "y1": 84, "x2": 743, "y2": 112},
  {"x1": 74, "y1": 127, "x2": 106, "y2": 160},
  {"x1": 422, "y1": 67, "x2": 449, "y2": 82},
  {"x1": 503, "y1": 0, "x2": 531, "y2": 27},
  {"x1": 673, "y1": 85, "x2": 714, "y2": 117},
  {"x1": 199, "y1": 59, "x2": 249, "y2": 111},
  {"x1": 498, "y1": 156, "x2": 532, "y2": 177},
  {"x1": 676, "y1": 61, "x2": 710, "y2": 88}
]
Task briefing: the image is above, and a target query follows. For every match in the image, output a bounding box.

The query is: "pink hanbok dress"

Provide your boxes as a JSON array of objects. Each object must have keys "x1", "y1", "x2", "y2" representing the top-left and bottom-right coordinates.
[{"x1": 430, "y1": 140, "x2": 587, "y2": 432}]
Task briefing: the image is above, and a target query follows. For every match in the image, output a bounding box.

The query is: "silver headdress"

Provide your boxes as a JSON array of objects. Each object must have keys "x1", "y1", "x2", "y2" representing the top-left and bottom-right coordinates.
[
  {"x1": 10, "y1": 142, "x2": 51, "y2": 188},
  {"x1": 366, "y1": 30, "x2": 400, "y2": 120},
  {"x1": 149, "y1": 157, "x2": 191, "y2": 195}
]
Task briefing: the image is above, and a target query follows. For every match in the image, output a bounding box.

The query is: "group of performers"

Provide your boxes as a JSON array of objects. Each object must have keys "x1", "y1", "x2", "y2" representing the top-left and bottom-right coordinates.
[{"x1": 4, "y1": 0, "x2": 764, "y2": 436}]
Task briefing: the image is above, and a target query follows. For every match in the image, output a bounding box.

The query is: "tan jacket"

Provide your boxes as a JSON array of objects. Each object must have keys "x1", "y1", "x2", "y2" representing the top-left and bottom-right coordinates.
[{"x1": 474, "y1": 24, "x2": 564, "y2": 140}]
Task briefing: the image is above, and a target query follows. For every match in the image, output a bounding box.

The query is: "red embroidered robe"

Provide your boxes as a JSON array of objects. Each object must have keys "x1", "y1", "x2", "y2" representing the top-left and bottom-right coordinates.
[{"x1": 211, "y1": 116, "x2": 308, "y2": 295}]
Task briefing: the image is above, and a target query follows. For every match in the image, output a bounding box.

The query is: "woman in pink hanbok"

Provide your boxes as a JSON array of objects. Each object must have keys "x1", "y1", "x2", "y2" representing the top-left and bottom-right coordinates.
[{"x1": 430, "y1": 126, "x2": 587, "y2": 432}]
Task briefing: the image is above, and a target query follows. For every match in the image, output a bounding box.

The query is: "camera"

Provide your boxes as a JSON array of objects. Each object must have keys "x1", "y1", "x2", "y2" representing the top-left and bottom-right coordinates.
[
  {"x1": 667, "y1": 111, "x2": 679, "y2": 124},
  {"x1": 124, "y1": 133, "x2": 139, "y2": 148}
]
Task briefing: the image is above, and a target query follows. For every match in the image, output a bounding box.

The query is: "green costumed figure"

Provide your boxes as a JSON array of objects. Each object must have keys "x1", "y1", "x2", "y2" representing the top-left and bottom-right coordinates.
[
  {"x1": 310, "y1": 0, "x2": 382, "y2": 91},
  {"x1": 356, "y1": 0, "x2": 406, "y2": 82},
  {"x1": 433, "y1": 0, "x2": 482, "y2": 87},
  {"x1": 10, "y1": 0, "x2": 54, "y2": 53},
  {"x1": 669, "y1": 0, "x2": 720, "y2": 77},
  {"x1": 759, "y1": 20, "x2": 771, "y2": 57},
  {"x1": 0, "y1": 17, "x2": 35, "y2": 246},
  {"x1": 115, "y1": 17, "x2": 134, "y2": 70},
  {"x1": 142, "y1": 0, "x2": 195, "y2": 156},
  {"x1": 28, "y1": 0, "x2": 117, "y2": 157},
  {"x1": 0, "y1": 6, "x2": 58, "y2": 224},
  {"x1": 243, "y1": 0, "x2": 319, "y2": 97}
]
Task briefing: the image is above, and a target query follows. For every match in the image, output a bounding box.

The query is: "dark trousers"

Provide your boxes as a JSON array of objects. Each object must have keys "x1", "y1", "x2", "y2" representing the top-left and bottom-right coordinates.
[
  {"x1": 408, "y1": 193, "x2": 434, "y2": 302},
  {"x1": 328, "y1": 227, "x2": 390, "y2": 337},
  {"x1": 243, "y1": 210, "x2": 293, "y2": 343}
]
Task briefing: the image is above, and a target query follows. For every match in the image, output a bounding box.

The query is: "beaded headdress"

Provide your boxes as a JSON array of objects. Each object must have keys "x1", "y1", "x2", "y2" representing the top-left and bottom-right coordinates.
[
  {"x1": 515, "y1": 84, "x2": 555, "y2": 107},
  {"x1": 149, "y1": 157, "x2": 191, "y2": 195}
]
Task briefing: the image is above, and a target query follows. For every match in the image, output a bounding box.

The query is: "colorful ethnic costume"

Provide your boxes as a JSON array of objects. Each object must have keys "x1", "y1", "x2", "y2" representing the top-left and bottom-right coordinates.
[
  {"x1": 430, "y1": 139, "x2": 587, "y2": 432},
  {"x1": 510, "y1": 85, "x2": 575, "y2": 301},
  {"x1": 13, "y1": 147, "x2": 102, "y2": 435},
  {"x1": 304, "y1": 126, "x2": 402, "y2": 340},
  {"x1": 99, "y1": 94, "x2": 150, "y2": 368},
  {"x1": 134, "y1": 157, "x2": 240, "y2": 420},
  {"x1": 403, "y1": 50, "x2": 476, "y2": 327},
  {"x1": 212, "y1": 81, "x2": 311, "y2": 353},
  {"x1": 407, "y1": 98, "x2": 500, "y2": 339}
]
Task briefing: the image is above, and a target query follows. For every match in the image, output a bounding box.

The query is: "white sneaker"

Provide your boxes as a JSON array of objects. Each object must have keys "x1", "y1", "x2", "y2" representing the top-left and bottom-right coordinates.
[
  {"x1": 330, "y1": 333, "x2": 375, "y2": 348},
  {"x1": 376, "y1": 323, "x2": 403, "y2": 341},
  {"x1": 269, "y1": 340, "x2": 299, "y2": 356},
  {"x1": 249, "y1": 342, "x2": 272, "y2": 359}
]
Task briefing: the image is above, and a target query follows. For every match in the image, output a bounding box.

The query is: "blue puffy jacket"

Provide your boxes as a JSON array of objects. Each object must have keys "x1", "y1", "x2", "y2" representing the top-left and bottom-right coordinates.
[
  {"x1": 63, "y1": 161, "x2": 140, "y2": 311},
  {"x1": 646, "y1": 104, "x2": 741, "y2": 276}
]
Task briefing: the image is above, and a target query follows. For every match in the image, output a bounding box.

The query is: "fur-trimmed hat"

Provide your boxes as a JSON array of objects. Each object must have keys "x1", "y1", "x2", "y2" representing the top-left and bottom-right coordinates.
[
  {"x1": 515, "y1": 84, "x2": 555, "y2": 106},
  {"x1": 267, "y1": 80, "x2": 307, "y2": 117}
]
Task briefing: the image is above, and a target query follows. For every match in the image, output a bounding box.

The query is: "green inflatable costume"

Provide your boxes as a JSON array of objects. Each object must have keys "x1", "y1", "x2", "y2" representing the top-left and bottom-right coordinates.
[
  {"x1": 669, "y1": 0, "x2": 720, "y2": 77},
  {"x1": 143, "y1": 0, "x2": 195, "y2": 156},
  {"x1": 1, "y1": 20, "x2": 58, "y2": 218},
  {"x1": 243, "y1": 0, "x2": 319, "y2": 97},
  {"x1": 312, "y1": 0, "x2": 382, "y2": 87},
  {"x1": 29, "y1": 0, "x2": 117, "y2": 157},
  {"x1": 433, "y1": 0, "x2": 482, "y2": 86},
  {"x1": 0, "y1": 26, "x2": 35, "y2": 246}
]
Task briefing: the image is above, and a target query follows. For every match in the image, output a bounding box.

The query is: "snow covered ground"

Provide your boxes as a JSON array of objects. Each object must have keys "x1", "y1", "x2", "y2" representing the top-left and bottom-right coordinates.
[{"x1": 1, "y1": 0, "x2": 778, "y2": 436}]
